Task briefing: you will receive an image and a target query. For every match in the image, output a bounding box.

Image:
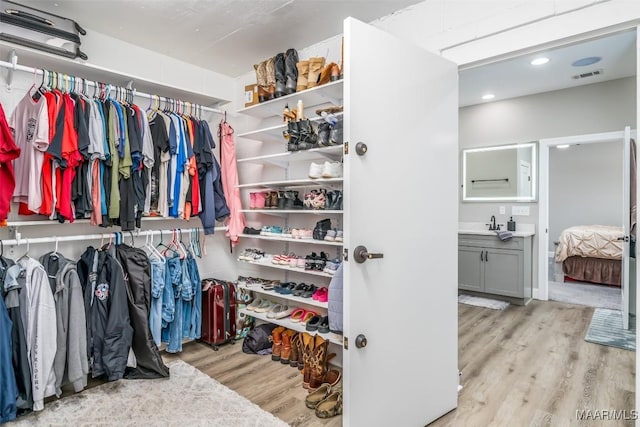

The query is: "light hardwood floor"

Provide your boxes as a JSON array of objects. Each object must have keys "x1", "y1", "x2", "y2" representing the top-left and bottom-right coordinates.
[{"x1": 164, "y1": 301, "x2": 635, "y2": 427}]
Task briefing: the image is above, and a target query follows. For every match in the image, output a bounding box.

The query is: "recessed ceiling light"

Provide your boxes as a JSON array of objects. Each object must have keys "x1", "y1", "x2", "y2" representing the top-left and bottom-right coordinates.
[
  {"x1": 572, "y1": 56, "x2": 601, "y2": 67},
  {"x1": 557, "y1": 144, "x2": 570, "y2": 149},
  {"x1": 195, "y1": 28, "x2": 200, "y2": 32},
  {"x1": 482, "y1": 94, "x2": 495, "y2": 100},
  {"x1": 531, "y1": 57, "x2": 549, "y2": 66}
]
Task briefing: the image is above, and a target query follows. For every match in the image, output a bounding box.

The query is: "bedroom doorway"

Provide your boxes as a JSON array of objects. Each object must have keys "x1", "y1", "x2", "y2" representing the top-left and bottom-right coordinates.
[{"x1": 538, "y1": 129, "x2": 636, "y2": 326}]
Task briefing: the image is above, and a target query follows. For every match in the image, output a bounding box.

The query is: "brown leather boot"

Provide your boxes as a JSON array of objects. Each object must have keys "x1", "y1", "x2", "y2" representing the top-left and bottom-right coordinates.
[
  {"x1": 301, "y1": 332, "x2": 316, "y2": 388},
  {"x1": 318, "y1": 62, "x2": 338, "y2": 86},
  {"x1": 290, "y1": 333, "x2": 301, "y2": 368},
  {"x1": 280, "y1": 330, "x2": 295, "y2": 364},
  {"x1": 308, "y1": 337, "x2": 329, "y2": 390},
  {"x1": 254, "y1": 60, "x2": 270, "y2": 103},
  {"x1": 265, "y1": 56, "x2": 276, "y2": 100},
  {"x1": 296, "y1": 60, "x2": 309, "y2": 92},
  {"x1": 271, "y1": 326, "x2": 285, "y2": 361},
  {"x1": 307, "y1": 57, "x2": 325, "y2": 88}
]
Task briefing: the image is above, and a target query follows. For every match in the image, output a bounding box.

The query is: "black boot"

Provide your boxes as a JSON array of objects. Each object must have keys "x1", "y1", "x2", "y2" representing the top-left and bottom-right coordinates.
[
  {"x1": 284, "y1": 121, "x2": 300, "y2": 151},
  {"x1": 297, "y1": 119, "x2": 318, "y2": 150},
  {"x1": 275, "y1": 53, "x2": 286, "y2": 98},
  {"x1": 285, "y1": 48, "x2": 299, "y2": 95}
]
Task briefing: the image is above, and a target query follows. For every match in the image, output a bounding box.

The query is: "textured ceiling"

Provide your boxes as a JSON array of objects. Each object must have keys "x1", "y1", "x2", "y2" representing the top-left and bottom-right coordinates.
[{"x1": 18, "y1": 0, "x2": 423, "y2": 77}]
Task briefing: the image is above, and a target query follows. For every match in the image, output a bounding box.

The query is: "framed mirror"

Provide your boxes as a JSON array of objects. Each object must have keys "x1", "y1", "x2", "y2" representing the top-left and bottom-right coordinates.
[{"x1": 462, "y1": 142, "x2": 537, "y2": 202}]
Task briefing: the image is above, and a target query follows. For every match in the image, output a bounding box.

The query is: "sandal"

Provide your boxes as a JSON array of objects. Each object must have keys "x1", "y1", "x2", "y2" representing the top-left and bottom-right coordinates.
[
  {"x1": 290, "y1": 308, "x2": 306, "y2": 322},
  {"x1": 301, "y1": 284, "x2": 317, "y2": 298},
  {"x1": 315, "y1": 390, "x2": 343, "y2": 418},
  {"x1": 301, "y1": 310, "x2": 317, "y2": 324}
]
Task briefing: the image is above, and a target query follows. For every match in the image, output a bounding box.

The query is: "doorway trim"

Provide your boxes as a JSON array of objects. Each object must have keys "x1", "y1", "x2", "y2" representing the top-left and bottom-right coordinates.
[{"x1": 537, "y1": 130, "x2": 631, "y2": 301}]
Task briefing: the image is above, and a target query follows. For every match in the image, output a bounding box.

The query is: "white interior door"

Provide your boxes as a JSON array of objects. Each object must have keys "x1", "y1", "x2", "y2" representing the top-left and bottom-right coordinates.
[
  {"x1": 343, "y1": 17, "x2": 458, "y2": 426},
  {"x1": 519, "y1": 160, "x2": 531, "y2": 197},
  {"x1": 622, "y1": 126, "x2": 631, "y2": 329}
]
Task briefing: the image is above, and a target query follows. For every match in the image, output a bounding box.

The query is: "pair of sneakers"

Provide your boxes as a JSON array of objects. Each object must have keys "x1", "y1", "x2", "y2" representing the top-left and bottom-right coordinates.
[{"x1": 309, "y1": 161, "x2": 342, "y2": 179}]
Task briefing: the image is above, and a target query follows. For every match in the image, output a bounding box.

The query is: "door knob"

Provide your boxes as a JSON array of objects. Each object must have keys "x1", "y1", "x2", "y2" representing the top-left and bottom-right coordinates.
[
  {"x1": 355, "y1": 334, "x2": 368, "y2": 349},
  {"x1": 355, "y1": 142, "x2": 368, "y2": 156},
  {"x1": 354, "y1": 245, "x2": 384, "y2": 263}
]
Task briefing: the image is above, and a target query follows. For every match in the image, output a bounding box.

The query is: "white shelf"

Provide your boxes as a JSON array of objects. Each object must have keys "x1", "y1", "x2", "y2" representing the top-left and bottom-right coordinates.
[
  {"x1": 6, "y1": 217, "x2": 225, "y2": 227},
  {"x1": 237, "y1": 177, "x2": 343, "y2": 189},
  {"x1": 237, "y1": 112, "x2": 344, "y2": 144},
  {"x1": 239, "y1": 234, "x2": 343, "y2": 246},
  {"x1": 238, "y1": 284, "x2": 329, "y2": 310},
  {"x1": 236, "y1": 80, "x2": 343, "y2": 119},
  {"x1": 240, "y1": 308, "x2": 343, "y2": 346},
  {"x1": 240, "y1": 209, "x2": 343, "y2": 217},
  {"x1": 238, "y1": 259, "x2": 334, "y2": 278},
  {"x1": 237, "y1": 145, "x2": 343, "y2": 167}
]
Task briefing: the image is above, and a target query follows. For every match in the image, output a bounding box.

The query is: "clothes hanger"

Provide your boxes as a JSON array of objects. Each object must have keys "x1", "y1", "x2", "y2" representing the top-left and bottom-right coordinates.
[
  {"x1": 17, "y1": 238, "x2": 30, "y2": 262},
  {"x1": 129, "y1": 231, "x2": 135, "y2": 247},
  {"x1": 52, "y1": 237, "x2": 59, "y2": 257}
]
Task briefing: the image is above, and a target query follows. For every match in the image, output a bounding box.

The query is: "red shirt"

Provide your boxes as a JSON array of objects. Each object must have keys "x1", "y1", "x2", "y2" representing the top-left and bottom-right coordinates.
[{"x1": 0, "y1": 103, "x2": 21, "y2": 221}]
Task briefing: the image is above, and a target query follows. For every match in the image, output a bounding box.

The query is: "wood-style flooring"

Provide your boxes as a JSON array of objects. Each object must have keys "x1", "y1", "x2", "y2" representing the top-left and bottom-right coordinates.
[{"x1": 164, "y1": 300, "x2": 635, "y2": 427}]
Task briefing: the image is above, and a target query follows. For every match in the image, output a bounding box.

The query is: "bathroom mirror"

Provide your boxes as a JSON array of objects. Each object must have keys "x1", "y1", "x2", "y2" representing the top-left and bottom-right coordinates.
[{"x1": 462, "y1": 142, "x2": 537, "y2": 202}]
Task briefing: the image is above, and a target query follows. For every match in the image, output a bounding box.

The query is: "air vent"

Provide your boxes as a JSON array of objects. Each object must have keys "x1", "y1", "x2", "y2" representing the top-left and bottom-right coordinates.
[{"x1": 572, "y1": 69, "x2": 603, "y2": 80}]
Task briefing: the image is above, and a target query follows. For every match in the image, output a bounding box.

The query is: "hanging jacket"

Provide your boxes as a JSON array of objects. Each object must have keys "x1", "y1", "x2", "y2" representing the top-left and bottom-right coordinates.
[
  {"x1": 198, "y1": 121, "x2": 229, "y2": 234},
  {"x1": 114, "y1": 244, "x2": 169, "y2": 379},
  {"x1": 2, "y1": 260, "x2": 32, "y2": 413},
  {"x1": 328, "y1": 263, "x2": 344, "y2": 335},
  {"x1": 219, "y1": 120, "x2": 245, "y2": 244},
  {"x1": 13, "y1": 257, "x2": 57, "y2": 411},
  {"x1": 0, "y1": 103, "x2": 21, "y2": 223},
  {"x1": 0, "y1": 293, "x2": 17, "y2": 424},
  {"x1": 78, "y1": 247, "x2": 133, "y2": 381}
]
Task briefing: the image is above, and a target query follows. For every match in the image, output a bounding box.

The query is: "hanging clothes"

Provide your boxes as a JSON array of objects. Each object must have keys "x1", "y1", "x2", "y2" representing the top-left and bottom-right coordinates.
[
  {"x1": 77, "y1": 247, "x2": 133, "y2": 381},
  {"x1": 198, "y1": 121, "x2": 230, "y2": 234},
  {"x1": 0, "y1": 103, "x2": 21, "y2": 224},
  {"x1": 0, "y1": 283, "x2": 17, "y2": 424},
  {"x1": 219, "y1": 120, "x2": 245, "y2": 243},
  {"x1": 114, "y1": 243, "x2": 169, "y2": 379}
]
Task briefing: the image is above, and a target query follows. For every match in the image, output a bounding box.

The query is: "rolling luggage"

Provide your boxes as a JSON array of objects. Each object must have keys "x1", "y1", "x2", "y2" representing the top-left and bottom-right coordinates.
[
  {"x1": 0, "y1": 0, "x2": 88, "y2": 60},
  {"x1": 201, "y1": 278, "x2": 237, "y2": 350}
]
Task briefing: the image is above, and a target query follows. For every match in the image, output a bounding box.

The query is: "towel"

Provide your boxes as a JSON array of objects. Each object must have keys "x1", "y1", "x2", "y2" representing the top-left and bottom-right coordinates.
[{"x1": 497, "y1": 230, "x2": 513, "y2": 241}]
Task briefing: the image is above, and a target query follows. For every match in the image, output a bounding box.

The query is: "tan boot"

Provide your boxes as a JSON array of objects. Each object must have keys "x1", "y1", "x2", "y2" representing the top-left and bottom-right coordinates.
[
  {"x1": 271, "y1": 326, "x2": 285, "y2": 361},
  {"x1": 307, "y1": 57, "x2": 325, "y2": 88},
  {"x1": 296, "y1": 60, "x2": 309, "y2": 92},
  {"x1": 290, "y1": 333, "x2": 301, "y2": 368},
  {"x1": 318, "y1": 62, "x2": 338, "y2": 86},
  {"x1": 308, "y1": 336, "x2": 329, "y2": 390},
  {"x1": 253, "y1": 60, "x2": 269, "y2": 103},
  {"x1": 301, "y1": 332, "x2": 316, "y2": 388},
  {"x1": 280, "y1": 330, "x2": 295, "y2": 365},
  {"x1": 265, "y1": 56, "x2": 276, "y2": 101}
]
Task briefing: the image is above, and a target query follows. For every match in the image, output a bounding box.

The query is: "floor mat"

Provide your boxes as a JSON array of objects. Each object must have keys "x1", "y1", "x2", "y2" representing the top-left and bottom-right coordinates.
[
  {"x1": 585, "y1": 308, "x2": 636, "y2": 351},
  {"x1": 458, "y1": 294, "x2": 509, "y2": 310},
  {"x1": 549, "y1": 280, "x2": 621, "y2": 310}
]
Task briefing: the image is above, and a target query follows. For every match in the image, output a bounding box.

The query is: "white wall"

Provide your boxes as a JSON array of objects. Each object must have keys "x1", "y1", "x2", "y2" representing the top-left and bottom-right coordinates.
[{"x1": 549, "y1": 141, "x2": 623, "y2": 251}]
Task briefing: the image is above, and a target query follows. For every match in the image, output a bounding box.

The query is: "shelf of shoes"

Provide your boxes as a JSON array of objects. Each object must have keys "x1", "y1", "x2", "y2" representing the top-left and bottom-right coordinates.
[
  {"x1": 238, "y1": 234, "x2": 343, "y2": 246},
  {"x1": 240, "y1": 209, "x2": 343, "y2": 217},
  {"x1": 238, "y1": 257, "x2": 335, "y2": 278},
  {"x1": 237, "y1": 112, "x2": 344, "y2": 145},
  {"x1": 239, "y1": 308, "x2": 343, "y2": 346},
  {"x1": 237, "y1": 283, "x2": 329, "y2": 310},
  {"x1": 237, "y1": 145, "x2": 343, "y2": 168},
  {"x1": 237, "y1": 177, "x2": 343, "y2": 190},
  {"x1": 237, "y1": 80, "x2": 343, "y2": 119}
]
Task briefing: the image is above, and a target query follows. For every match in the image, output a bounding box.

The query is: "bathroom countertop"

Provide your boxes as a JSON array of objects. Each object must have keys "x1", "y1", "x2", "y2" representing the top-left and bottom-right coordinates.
[{"x1": 458, "y1": 222, "x2": 536, "y2": 238}]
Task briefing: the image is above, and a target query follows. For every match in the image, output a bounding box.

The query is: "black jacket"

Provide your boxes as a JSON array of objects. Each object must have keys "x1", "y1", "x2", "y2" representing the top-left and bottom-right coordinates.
[
  {"x1": 78, "y1": 247, "x2": 133, "y2": 381},
  {"x1": 115, "y1": 244, "x2": 169, "y2": 379}
]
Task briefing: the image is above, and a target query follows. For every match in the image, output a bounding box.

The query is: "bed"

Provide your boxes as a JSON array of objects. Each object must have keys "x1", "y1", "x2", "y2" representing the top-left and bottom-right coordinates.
[{"x1": 555, "y1": 225, "x2": 624, "y2": 287}]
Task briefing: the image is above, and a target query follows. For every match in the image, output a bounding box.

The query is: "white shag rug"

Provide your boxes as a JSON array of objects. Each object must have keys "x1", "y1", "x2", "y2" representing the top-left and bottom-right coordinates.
[
  {"x1": 8, "y1": 360, "x2": 288, "y2": 427},
  {"x1": 458, "y1": 294, "x2": 510, "y2": 310}
]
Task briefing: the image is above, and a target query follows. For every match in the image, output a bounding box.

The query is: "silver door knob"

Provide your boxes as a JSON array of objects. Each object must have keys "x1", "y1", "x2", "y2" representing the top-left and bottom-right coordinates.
[
  {"x1": 354, "y1": 245, "x2": 384, "y2": 263},
  {"x1": 355, "y1": 142, "x2": 368, "y2": 156},
  {"x1": 355, "y1": 334, "x2": 368, "y2": 349}
]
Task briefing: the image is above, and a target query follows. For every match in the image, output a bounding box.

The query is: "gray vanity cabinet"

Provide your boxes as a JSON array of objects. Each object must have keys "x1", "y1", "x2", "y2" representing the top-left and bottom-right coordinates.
[{"x1": 458, "y1": 234, "x2": 532, "y2": 305}]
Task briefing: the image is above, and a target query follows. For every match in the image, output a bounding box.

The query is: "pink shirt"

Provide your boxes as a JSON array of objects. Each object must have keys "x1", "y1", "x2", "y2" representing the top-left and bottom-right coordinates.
[{"x1": 9, "y1": 90, "x2": 49, "y2": 213}]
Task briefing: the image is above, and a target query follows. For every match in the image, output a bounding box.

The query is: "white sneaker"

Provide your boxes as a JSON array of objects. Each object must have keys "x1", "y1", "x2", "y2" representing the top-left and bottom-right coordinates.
[
  {"x1": 308, "y1": 162, "x2": 323, "y2": 179},
  {"x1": 321, "y1": 161, "x2": 343, "y2": 178}
]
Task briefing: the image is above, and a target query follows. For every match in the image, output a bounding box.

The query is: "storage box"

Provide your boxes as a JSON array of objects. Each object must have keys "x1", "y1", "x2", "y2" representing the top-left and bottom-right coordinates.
[{"x1": 244, "y1": 84, "x2": 258, "y2": 107}]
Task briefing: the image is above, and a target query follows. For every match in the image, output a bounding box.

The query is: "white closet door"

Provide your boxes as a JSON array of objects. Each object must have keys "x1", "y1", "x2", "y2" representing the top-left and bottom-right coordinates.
[
  {"x1": 342, "y1": 17, "x2": 459, "y2": 426},
  {"x1": 622, "y1": 125, "x2": 631, "y2": 329}
]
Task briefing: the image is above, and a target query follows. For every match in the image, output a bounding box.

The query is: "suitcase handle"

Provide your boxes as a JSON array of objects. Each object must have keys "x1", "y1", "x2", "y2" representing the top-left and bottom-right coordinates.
[{"x1": 5, "y1": 9, "x2": 54, "y2": 27}]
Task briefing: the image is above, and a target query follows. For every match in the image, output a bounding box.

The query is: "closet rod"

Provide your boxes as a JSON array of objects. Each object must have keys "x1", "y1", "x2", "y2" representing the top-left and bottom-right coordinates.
[
  {"x1": 0, "y1": 227, "x2": 225, "y2": 247},
  {"x1": 0, "y1": 59, "x2": 225, "y2": 115}
]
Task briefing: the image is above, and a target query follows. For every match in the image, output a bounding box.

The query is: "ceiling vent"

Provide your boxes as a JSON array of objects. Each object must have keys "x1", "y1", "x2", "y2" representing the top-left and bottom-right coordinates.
[{"x1": 571, "y1": 69, "x2": 603, "y2": 80}]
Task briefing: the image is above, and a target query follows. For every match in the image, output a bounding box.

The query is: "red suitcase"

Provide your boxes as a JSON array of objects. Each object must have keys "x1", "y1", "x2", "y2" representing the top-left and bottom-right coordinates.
[{"x1": 201, "y1": 278, "x2": 237, "y2": 350}]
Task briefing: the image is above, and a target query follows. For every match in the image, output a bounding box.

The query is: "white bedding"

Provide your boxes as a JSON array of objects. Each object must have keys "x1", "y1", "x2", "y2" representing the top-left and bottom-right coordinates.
[{"x1": 555, "y1": 225, "x2": 624, "y2": 263}]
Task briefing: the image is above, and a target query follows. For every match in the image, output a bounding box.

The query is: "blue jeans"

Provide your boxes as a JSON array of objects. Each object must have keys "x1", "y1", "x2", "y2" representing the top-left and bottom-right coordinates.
[
  {"x1": 181, "y1": 258, "x2": 193, "y2": 339},
  {"x1": 149, "y1": 258, "x2": 166, "y2": 346},
  {"x1": 161, "y1": 256, "x2": 181, "y2": 345},
  {"x1": 165, "y1": 256, "x2": 184, "y2": 353},
  {"x1": 188, "y1": 255, "x2": 202, "y2": 339}
]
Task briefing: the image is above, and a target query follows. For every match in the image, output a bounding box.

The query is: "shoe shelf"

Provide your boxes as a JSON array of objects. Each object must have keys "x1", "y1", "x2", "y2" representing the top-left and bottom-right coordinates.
[
  {"x1": 237, "y1": 112, "x2": 344, "y2": 145},
  {"x1": 237, "y1": 177, "x2": 343, "y2": 190},
  {"x1": 238, "y1": 259, "x2": 335, "y2": 278},
  {"x1": 239, "y1": 308, "x2": 343, "y2": 346},
  {"x1": 237, "y1": 145, "x2": 343, "y2": 168},
  {"x1": 237, "y1": 283, "x2": 329, "y2": 310},
  {"x1": 236, "y1": 80, "x2": 344, "y2": 119},
  {"x1": 239, "y1": 234, "x2": 343, "y2": 246},
  {"x1": 240, "y1": 209, "x2": 343, "y2": 217}
]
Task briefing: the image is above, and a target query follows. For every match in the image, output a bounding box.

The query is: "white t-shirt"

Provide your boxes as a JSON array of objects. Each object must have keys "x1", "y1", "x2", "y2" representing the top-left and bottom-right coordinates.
[{"x1": 9, "y1": 90, "x2": 49, "y2": 213}]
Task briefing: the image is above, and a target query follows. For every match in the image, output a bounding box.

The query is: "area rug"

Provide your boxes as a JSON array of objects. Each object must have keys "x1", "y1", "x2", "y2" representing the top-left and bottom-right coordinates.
[
  {"x1": 585, "y1": 308, "x2": 636, "y2": 351},
  {"x1": 8, "y1": 360, "x2": 288, "y2": 427},
  {"x1": 458, "y1": 294, "x2": 510, "y2": 310},
  {"x1": 549, "y1": 280, "x2": 621, "y2": 310}
]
